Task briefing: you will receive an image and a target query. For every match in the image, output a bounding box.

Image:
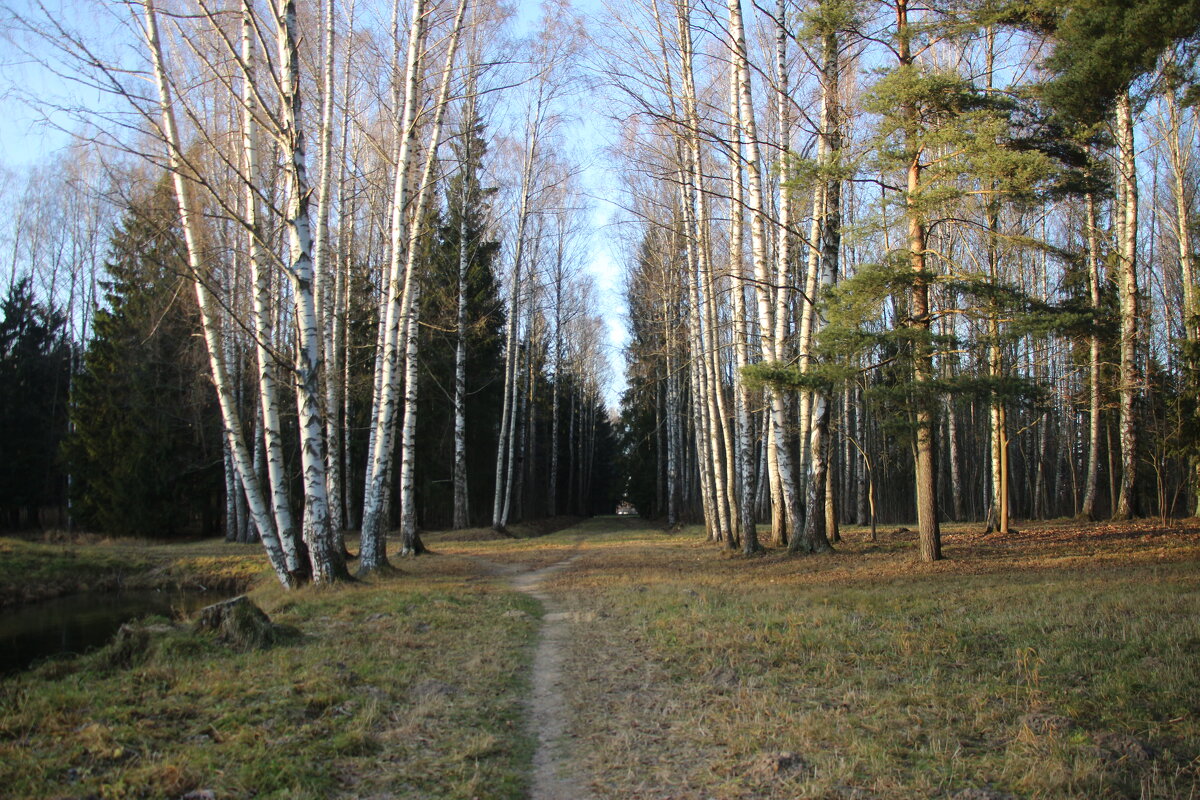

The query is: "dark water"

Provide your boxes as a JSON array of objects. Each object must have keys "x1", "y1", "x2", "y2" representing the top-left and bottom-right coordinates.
[{"x1": 0, "y1": 590, "x2": 225, "y2": 674}]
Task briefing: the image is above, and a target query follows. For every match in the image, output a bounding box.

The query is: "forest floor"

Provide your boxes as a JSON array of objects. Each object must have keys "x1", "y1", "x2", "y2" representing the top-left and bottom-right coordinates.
[{"x1": 1, "y1": 516, "x2": 1198, "y2": 799}]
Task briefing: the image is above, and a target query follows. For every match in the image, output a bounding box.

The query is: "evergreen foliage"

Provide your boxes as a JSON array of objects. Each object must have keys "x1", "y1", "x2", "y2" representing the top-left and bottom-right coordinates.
[
  {"x1": 416, "y1": 110, "x2": 504, "y2": 529},
  {"x1": 65, "y1": 188, "x2": 223, "y2": 537},
  {"x1": 1009, "y1": 0, "x2": 1200, "y2": 122},
  {"x1": 773, "y1": 16, "x2": 1073, "y2": 444},
  {"x1": 0, "y1": 278, "x2": 72, "y2": 529}
]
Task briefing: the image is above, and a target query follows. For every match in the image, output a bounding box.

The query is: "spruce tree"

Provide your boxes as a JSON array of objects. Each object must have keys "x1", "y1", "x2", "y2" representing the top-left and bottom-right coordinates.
[
  {"x1": 66, "y1": 187, "x2": 222, "y2": 537},
  {"x1": 0, "y1": 279, "x2": 72, "y2": 529}
]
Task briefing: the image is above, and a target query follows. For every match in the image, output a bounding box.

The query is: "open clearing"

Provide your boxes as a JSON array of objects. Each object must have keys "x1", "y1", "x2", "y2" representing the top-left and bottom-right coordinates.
[{"x1": 2, "y1": 517, "x2": 1199, "y2": 799}]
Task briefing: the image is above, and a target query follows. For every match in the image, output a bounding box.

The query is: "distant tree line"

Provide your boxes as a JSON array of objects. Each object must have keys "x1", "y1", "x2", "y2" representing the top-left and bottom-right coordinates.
[{"x1": 0, "y1": 0, "x2": 617, "y2": 582}]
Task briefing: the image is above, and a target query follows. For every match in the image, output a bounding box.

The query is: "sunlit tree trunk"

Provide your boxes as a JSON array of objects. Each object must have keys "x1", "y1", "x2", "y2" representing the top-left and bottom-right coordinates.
[
  {"x1": 395, "y1": 0, "x2": 469, "y2": 554},
  {"x1": 1164, "y1": 84, "x2": 1199, "y2": 511},
  {"x1": 312, "y1": 0, "x2": 343, "y2": 543},
  {"x1": 800, "y1": 28, "x2": 840, "y2": 554},
  {"x1": 728, "y1": 67, "x2": 758, "y2": 554},
  {"x1": 1114, "y1": 92, "x2": 1139, "y2": 520},
  {"x1": 494, "y1": 128, "x2": 538, "y2": 532},
  {"x1": 724, "y1": 0, "x2": 804, "y2": 549},
  {"x1": 452, "y1": 90, "x2": 476, "y2": 530},
  {"x1": 897, "y1": 0, "x2": 941, "y2": 560},
  {"x1": 240, "y1": 0, "x2": 302, "y2": 575},
  {"x1": 984, "y1": 30, "x2": 1009, "y2": 536},
  {"x1": 142, "y1": 0, "x2": 291, "y2": 586},
  {"x1": 1080, "y1": 192, "x2": 1103, "y2": 519},
  {"x1": 360, "y1": 0, "x2": 427, "y2": 571},
  {"x1": 275, "y1": 0, "x2": 345, "y2": 583},
  {"x1": 673, "y1": 0, "x2": 723, "y2": 540}
]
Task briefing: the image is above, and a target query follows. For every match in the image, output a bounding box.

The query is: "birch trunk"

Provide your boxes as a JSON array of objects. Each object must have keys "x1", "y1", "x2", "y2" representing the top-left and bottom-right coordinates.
[
  {"x1": 312, "y1": 0, "x2": 344, "y2": 543},
  {"x1": 394, "y1": 0, "x2": 468, "y2": 553},
  {"x1": 276, "y1": 0, "x2": 345, "y2": 583},
  {"x1": 728, "y1": 68, "x2": 758, "y2": 553},
  {"x1": 360, "y1": 0, "x2": 426, "y2": 570},
  {"x1": 452, "y1": 95, "x2": 473, "y2": 529},
  {"x1": 142, "y1": 0, "x2": 292, "y2": 587},
  {"x1": 1114, "y1": 92, "x2": 1139, "y2": 520},
  {"x1": 799, "y1": 27, "x2": 840, "y2": 555},
  {"x1": 725, "y1": 0, "x2": 805, "y2": 547},
  {"x1": 1165, "y1": 86, "x2": 1199, "y2": 511},
  {"x1": 493, "y1": 129, "x2": 538, "y2": 532},
  {"x1": 1080, "y1": 192, "x2": 1103, "y2": 519},
  {"x1": 946, "y1": 394, "x2": 963, "y2": 520},
  {"x1": 766, "y1": 0, "x2": 790, "y2": 545},
  {"x1": 549, "y1": 231, "x2": 564, "y2": 518},
  {"x1": 984, "y1": 31, "x2": 1009, "y2": 536},
  {"x1": 241, "y1": 0, "x2": 302, "y2": 575}
]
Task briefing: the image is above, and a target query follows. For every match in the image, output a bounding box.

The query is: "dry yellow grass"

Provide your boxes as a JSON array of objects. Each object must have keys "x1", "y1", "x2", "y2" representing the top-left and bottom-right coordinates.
[
  {"x1": 0, "y1": 549, "x2": 538, "y2": 800},
  {"x1": 525, "y1": 517, "x2": 1200, "y2": 800},
  {"x1": 3, "y1": 517, "x2": 1197, "y2": 799}
]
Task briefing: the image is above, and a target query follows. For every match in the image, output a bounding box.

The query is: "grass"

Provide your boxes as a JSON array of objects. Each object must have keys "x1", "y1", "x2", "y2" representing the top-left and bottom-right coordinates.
[
  {"x1": 540, "y1": 517, "x2": 1200, "y2": 800},
  {"x1": 3, "y1": 516, "x2": 1198, "y2": 799},
  {"x1": 0, "y1": 550, "x2": 539, "y2": 799},
  {"x1": 0, "y1": 535, "x2": 268, "y2": 607}
]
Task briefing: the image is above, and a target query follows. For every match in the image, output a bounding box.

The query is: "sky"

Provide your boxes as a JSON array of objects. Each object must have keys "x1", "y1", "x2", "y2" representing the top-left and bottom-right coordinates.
[
  {"x1": 514, "y1": 0, "x2": 629, "y2": 410},
  {"x1": 0, "y1": 0, "x2": 631, "y2": 409}
]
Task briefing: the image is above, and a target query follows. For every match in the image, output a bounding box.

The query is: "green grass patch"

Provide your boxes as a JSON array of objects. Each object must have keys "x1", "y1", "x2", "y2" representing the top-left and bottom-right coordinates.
[
  {"x1": 0, "y1": 537, "x2": 155, "y2": 607},
  {"x1": 0, "y1": 557, "x2": 539, "y2": 799}
]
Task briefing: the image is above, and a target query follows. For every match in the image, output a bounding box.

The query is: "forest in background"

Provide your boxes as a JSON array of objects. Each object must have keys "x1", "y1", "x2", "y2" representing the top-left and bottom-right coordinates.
[
  {"x1": 612, "y1": 0, "x2": 1200, "y2": 560},
  {"x1": 0, "y1": 0, "x2": 618, "y2": 586},
  {"x1": 0, "y1": 0, "x2": 1198, "y2": 580}
]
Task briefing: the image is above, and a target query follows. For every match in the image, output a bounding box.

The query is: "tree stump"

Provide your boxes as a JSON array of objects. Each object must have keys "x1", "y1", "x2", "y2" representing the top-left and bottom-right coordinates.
[{"x1": 193, "y1": 595, "x2": 277, "y2": 650}]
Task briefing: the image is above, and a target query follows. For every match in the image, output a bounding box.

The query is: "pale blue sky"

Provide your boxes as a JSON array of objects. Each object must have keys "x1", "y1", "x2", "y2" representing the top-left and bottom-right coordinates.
[{"x1": 0, "y1": 0, "x2": 629, "y2": 407}]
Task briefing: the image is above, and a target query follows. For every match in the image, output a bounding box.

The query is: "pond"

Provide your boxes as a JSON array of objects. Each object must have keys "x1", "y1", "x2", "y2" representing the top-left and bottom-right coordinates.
[{"x1": 0, "y1": 589, "x2": 227, "y2": 674}]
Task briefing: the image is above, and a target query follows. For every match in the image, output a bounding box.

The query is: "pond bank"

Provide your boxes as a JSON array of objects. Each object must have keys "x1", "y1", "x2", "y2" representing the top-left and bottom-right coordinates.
[{"x1": 0, "y1": 536, "x2": 267, "y2": 609}]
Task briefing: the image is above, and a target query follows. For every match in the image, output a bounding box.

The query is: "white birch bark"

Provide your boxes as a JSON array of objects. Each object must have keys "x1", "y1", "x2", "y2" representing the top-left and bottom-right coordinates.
[
  {"x1": 728, "y1": 68, "x2": 757, "y2": 553},
  {"x1": 275, "y1": 0, "x2": 344, "y2": 583},
  {"x1": 395, "y1": 0, "x2": 469, "y2": 553},
  {"x1": 452, "y1": 95, "x2": 474, "y2": 529},
  {"x1": 1114, "y1": 92, "x2": 1139, "y2": 520},
  {"x1": 670, "y1": 2, "x2": 718, "y2": 539},
  {"x1": 767, "y1": 0, "x2": 790, "y2": 544},
  {"x1": 1164, "y1": 84, "x2": 1199, "y2": 509},
  {"x1": 725, "y1": 0, "x2": 805, "y2": 548},
  {"x1": 142, "y1": 0, "x2": 291, "y2": 586},
  {"x1": 312, "y1": 0, "x2": 346, "y2": 543},
  {"x1": 240, "y1": 0, "x2": 302, "y2": 574},
  {"x1": 800, "y1": 27, "x2": 839, "y2": 554},
  {"x1": 1080, "y1": 192, "x2": 1103, "y2": 519},
  {"x1": 493, "y1": 123, "x2": 539, "y2": 531},
  {"x1": 360, "y1": 0, "x2": 427, "y2": 569}
]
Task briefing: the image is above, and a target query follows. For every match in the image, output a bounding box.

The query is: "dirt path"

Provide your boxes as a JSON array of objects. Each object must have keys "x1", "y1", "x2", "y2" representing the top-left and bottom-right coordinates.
[
  {"x1": 512, "y1": 552, "x2": 590, "y2": 800},
  {"x1": 463, "y1": 541, "x2": 592, "y2": 800}
]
